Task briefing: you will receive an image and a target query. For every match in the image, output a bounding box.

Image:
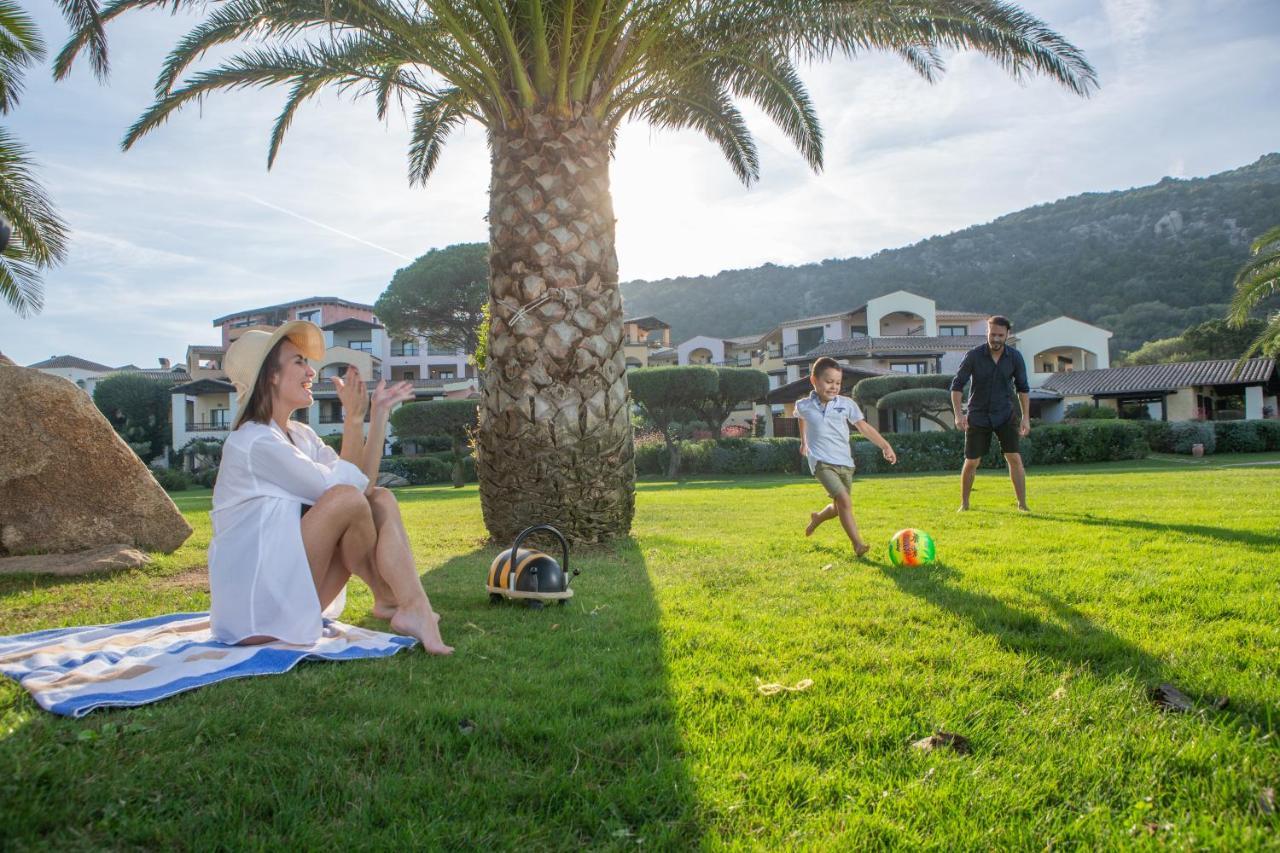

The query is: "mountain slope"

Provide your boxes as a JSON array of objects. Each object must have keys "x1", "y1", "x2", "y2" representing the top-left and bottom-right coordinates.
[{"x1": 620, "y1": 153, "x2": 1280, "y2": 354}]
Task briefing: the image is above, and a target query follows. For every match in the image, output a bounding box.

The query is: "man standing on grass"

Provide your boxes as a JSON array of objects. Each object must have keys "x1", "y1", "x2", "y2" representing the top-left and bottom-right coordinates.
[{"x1": 951, "y1": 315, "x2": 1032, "y2": 512}]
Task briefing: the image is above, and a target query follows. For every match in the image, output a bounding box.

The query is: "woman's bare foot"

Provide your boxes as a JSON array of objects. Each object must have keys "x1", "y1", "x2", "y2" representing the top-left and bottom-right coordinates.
[
  {"x1": 371, "y1": 601, "x2": 397, "y2": 620},
  {"x1": 853, "y1": 541, "x2": 872, "y2": 559},
  {"x1": 390, "y1": 602, "x2": 454, "y2": 655},
  {"x1": 805, "y1": 512, "x2": 822, "y2": 537}
]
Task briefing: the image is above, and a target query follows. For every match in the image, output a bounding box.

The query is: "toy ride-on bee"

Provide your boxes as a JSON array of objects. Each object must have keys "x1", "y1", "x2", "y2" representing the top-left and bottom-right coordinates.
[{"x1": 487, "y1": 524, "x2": 579, "y2": 608}]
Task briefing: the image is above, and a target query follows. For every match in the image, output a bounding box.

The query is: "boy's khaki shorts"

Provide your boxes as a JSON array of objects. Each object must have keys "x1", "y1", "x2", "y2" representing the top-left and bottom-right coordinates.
[{"x1": 813, "y1": 461, "x2": 854, "y2": 499}]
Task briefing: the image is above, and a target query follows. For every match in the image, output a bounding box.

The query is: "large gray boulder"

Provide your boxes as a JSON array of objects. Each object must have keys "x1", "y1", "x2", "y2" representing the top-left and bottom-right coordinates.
[{"x1": 0, "y1": 365, "x2": 192, "y2": 555}]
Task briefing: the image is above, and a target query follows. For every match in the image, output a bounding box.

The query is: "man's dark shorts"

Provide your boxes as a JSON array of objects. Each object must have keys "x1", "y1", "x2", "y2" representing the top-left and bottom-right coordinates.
[{"x1": 964, "y1": 419, "x2": 1020, "y2": 459}]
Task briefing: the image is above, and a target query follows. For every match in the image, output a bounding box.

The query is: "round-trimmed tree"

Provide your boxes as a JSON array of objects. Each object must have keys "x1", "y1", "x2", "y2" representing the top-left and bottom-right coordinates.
[
  {"x1": 695, "y1": 367, "x2": 770, "y2": 438},
  {"x1": 854, "y1": 373, "x2": 956, "y2": 429},
  {"x1": 629, "y1": 366, "x2": 718, "y2": 479},
  {"x1": 390, "y1": 399, "x2": 478, "y2": 487}
]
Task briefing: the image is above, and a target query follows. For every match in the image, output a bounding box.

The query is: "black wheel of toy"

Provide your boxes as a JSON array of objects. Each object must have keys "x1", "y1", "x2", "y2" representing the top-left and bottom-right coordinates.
[
  {"x1": 489, "y1": 593, "x2": 503, "y2": 604},
  {"x1": 526, "y1": 599, "x2": 544, "y2": 610},
  {"x1": 558, "y1": 599, "x2": 567, "y2": 606}
]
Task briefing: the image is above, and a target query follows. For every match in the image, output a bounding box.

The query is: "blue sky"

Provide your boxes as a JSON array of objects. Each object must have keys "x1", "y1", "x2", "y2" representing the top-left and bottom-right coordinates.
[{"x1": 2, "y1": 0, "x2": 1278, "y2": 367}]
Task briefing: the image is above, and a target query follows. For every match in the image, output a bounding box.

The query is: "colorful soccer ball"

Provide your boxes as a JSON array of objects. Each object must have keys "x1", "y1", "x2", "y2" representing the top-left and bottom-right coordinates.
[{"x1": 888, "y1": 528, "x2": 936, "y2": 567}]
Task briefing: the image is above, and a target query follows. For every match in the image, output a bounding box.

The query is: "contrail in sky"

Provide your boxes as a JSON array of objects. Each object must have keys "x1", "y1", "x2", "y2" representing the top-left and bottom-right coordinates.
[{"x1": 241, "y1": 193, "x2": 414, "y2": 261}]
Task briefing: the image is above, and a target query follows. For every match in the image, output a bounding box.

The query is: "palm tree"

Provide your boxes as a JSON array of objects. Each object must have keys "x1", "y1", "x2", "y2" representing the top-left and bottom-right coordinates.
[
  {"x1": 1229, "y1": 225, "x2": 1280, "y2": 369},
  {"x1": 60, "y1": 0, "x2": 1096, "y2": 543},
  {"x1": 0, "y1": 0, "x2": 78, "y2": 316}
]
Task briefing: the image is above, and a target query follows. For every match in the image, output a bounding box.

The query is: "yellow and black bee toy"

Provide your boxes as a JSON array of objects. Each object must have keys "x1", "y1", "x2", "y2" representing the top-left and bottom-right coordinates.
[{"x1": 487, "y1": 524, "x2": 578, "y2": 608}]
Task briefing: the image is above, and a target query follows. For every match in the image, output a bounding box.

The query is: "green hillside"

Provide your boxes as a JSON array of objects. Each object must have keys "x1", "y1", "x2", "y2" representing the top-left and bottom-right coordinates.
[{"x1": 620, "y1": 153, "x2": 1280, "y2": 354}]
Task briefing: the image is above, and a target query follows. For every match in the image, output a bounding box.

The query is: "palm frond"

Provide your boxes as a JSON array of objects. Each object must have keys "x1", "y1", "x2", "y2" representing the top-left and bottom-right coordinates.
[
  {"x1": 0, "y1": 129, "x2": 68, "y2": 317},
  {"x1": 53, "y1": 0, "x2": 181, "y2": 81},
  {"x1": 1229, "y1": 225, "x2": 1280, "y2": 373},
  {"x1": 407, "y1": 87, "x2": 472, "y2": 185},
  {"x1": 1228, "y1": 226, "x2": 1280, "y2": 326},
  {"x1": 637, "y1": 86, "x2": 760, "y2": 185},
  {"x1": 0, "y1": 0, "x2": 43, "y2": 113},
  {"x1": 126, "y1": 40, "x2": 426, "y2": 155},
  {"x1": 54, "y1": 0, "x2": 108, "y2": 80}
]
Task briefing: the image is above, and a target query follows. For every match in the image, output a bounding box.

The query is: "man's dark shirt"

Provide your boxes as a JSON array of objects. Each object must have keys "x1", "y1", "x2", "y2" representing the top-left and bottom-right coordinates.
[{"x1": 949, "y1": 344, "x2": 1030, "y2": 428}]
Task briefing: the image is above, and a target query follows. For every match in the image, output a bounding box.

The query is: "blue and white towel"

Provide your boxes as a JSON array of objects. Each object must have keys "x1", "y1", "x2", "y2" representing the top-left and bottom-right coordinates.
[{"x1": 0, "y1": 612, "x2": 416, "y2": 718}]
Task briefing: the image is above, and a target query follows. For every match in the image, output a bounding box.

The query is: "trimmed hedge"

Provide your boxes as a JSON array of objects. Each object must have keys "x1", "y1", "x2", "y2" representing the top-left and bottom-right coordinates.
[
  {"x1": 636, "y1": 421, "x2": 1150, "y2": 477},
  {"x1": 851, "y1": 421, "x2": 1148, "y2": 474},
  {"x1": 1213, "y1": 420, "x2": 1266, "y2": 453},
  {"x1": 150, "y1": 465, "x2": 192, "y2": 492},
  {"x1": 1143, "y1": 421, "x2": 1215, "y2": 455},
  {"x1": 635, "y1": 438, "x2": 804, "y2": 476},
  {"x1": 1256, "y1": 420, "x2": 1280, "y2": 451},
  {"x1": 379, "y1": 454, "x2": 477, "y2": 485}
]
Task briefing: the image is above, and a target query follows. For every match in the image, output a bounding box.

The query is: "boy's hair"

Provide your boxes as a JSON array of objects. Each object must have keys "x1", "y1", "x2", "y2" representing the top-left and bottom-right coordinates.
[
  {"x1": 987, "y1": 315, "x2": 1013, "y2": 331},
  {"x1": 810, "y1": 356, "x2": 842, "y2": 380}
]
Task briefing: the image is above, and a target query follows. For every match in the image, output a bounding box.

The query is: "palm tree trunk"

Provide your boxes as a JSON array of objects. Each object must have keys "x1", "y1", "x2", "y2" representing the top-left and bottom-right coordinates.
[{"x1": 478, "y1": 110, "x2": 635, "y2": 544}]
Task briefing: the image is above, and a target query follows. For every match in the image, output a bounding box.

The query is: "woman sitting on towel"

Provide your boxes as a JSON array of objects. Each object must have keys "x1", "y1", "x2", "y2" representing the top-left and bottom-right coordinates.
[{"x1": 208, "y1": 320, "x2": 452, "y2": 655}]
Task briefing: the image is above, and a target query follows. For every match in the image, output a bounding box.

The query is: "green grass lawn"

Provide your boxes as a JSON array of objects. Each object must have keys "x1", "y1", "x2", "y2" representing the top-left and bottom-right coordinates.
[{"x1": 2, "y1": 456, "x2": 1278, "y2": 848}]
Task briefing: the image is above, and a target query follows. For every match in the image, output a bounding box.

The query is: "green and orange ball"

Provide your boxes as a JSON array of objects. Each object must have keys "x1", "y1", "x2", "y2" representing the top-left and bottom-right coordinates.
[{"x1": 888, "y1": 528, "x2": 937, "y2": 567}]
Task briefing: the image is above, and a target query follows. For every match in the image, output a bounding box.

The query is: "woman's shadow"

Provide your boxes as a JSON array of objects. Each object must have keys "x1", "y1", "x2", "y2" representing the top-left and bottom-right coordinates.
[{"x1": 880, "y1": 561, "x2": 1274, "y2": 733}]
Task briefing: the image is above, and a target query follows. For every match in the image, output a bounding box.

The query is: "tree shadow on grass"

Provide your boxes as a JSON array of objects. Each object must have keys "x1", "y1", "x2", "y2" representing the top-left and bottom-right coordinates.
[
  {"x1": 1024, "y1": 511, "x2": 1280, "y2": 550},
  {"x1": 880, "y1": 562, "x2": 1276, "y2": 734},
  {"x1": 0, "y1": 539, "x2": 698, "y2": 848}
]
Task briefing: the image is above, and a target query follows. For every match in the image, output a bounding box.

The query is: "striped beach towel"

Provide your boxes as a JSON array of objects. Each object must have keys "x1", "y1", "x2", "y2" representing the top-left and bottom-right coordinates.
[{"x1": 0, "y1": 613, "x2": 416, "y2": 718}]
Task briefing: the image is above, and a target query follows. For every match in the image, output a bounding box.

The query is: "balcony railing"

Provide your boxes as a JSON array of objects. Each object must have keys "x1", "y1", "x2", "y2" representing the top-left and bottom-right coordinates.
[
  {"x1": 714, "y1": 356, "x2": 755, "y2": 367},
  {"x1": 783, "y1": 343, "x2": 803, "y2": 357},
  {"x1": 185, "y1": 420, "x2": 229, "y2": 432}
]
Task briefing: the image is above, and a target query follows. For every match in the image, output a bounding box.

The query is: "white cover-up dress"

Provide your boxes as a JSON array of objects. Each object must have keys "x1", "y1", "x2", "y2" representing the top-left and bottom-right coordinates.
[{"x1": 208, "y1": 420, "x2": 369, "y2": 644}]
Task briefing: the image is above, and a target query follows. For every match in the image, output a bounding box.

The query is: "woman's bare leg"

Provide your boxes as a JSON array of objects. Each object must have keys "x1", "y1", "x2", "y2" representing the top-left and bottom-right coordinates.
[
  {"x1": 366, "y1": 487, "x2": 453, "y2": 655},
  {"x1": 300, "y1": 485, "x2": 371, "y2": 610},
  {"x1": 334, "y1": 532, "x2": 398, "y2": 619}
]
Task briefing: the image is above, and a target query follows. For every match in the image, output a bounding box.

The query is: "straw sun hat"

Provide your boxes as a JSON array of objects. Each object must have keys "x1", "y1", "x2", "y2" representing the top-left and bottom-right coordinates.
[{"x1": 226, "y1": 320, "x2": 326, "y2": 428}]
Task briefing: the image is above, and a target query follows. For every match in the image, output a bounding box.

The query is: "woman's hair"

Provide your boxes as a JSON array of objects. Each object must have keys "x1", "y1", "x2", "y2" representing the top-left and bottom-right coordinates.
[{"x1": 238, "y1": 338, "x2": 290, "y2": 428}]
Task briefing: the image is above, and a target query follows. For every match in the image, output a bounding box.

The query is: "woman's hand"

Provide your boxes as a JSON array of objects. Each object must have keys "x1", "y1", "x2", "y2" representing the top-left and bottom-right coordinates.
[
  {"x1": 332, "y1": 365, "x2": 368, "y2": 421},
  {"x1": 371, "y1": 379, "x2": 415, "y2": 415}
]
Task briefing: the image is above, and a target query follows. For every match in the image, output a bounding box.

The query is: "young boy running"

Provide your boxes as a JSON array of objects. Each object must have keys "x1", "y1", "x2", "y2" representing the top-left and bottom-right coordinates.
[{"x1": 797, "y1": 357, "x2": 898, "y2": 557}]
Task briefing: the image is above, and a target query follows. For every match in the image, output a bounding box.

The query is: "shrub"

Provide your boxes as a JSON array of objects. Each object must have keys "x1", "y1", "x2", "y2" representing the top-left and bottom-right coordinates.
[
  {"x1": 1256, "y1": 419, "x2": 1280, "y2": 451},
  {"x1": 379, "y1": 454, "x2": 477, "y2": 485},
  {"x1": 1169, "y1": 421, "x2": 1216, "y2": 455},
  {"x1": 852, "y1": 421, "x2": 1148, "y2": 474},
  {"x1": 1142, "y1": 421, "x2": 1175, "y2": 452},
  {"x1": 192, "y1": 467, "x2": 220, "y2": 488},
  {"x1": 399, "y1": 434, "x2": 453, "y2": 454},
  {"x1": 1064, "y1": 402, "x2": 1118, "y2": 420},
  {"x1": 1214, "y1": 420, "x2": 1266, "y2": 453},
  {"x1": 633, "y1": 423, "x2": 1149, "y2": 478},
  {"x1": 150, "y1": 465, "x2": 191, "y2": 492},
  {"x1": 634, "y1": 437, "x2": 803, "y2": 476}
]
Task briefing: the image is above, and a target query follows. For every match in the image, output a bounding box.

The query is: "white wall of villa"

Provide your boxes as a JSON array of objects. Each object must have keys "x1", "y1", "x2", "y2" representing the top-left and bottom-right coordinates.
[
  {"x1": 1015, "y1": 317, "x2": 1112, "y2": 387},
  {"x1": 677, "y1": 335, "x2": 726, "y2": 365},
  {"x1": 865, "y1": 291, "x2": 937, "y2": 337}
]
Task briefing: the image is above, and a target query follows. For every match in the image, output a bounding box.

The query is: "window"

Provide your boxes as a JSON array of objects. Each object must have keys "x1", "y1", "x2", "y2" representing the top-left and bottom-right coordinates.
[
  {"x1": 940, "y1": 325, "x2": 968, "y2": 336},
  {"x1": 426, "y1": 338, "x2": 459, "y2": 356},
  {"x1": 891, "y1": 362, "x2": 928, "y2": 374},
  {"x1": 297, "y1": 309, "x2": 320, "y2": 323},
  {"x1": 430, "y1": 367, "x2": 456, "y2": 380},
  {"x1": 391, "y1": 340, "x2": 419, "y2": 356},
  {"x1": 795, "y1": 326, "x2": 824, "y2": 354},
  {"x1": 211, "y1": 409, "x2": 229, "y2": 427},
  {"x1": 349, "y1": 340, "x2": 373, "y2": 352}
]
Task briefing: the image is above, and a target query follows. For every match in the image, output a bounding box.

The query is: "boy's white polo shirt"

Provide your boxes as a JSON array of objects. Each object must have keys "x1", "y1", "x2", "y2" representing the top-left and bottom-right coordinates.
[{"x1": 795, "y1": 392, "x2": 865, "y2": 472}]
